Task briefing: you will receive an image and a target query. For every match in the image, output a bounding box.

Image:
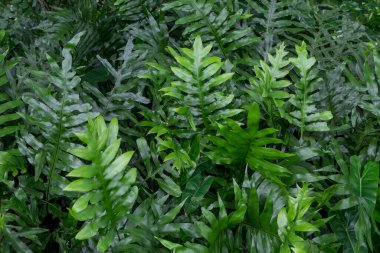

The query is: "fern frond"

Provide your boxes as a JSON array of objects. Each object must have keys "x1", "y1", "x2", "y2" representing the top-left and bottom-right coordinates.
[
  {"x1": 329, "y1": 154, "x2": 379, "y2": 251},
  {"x1": 282, "y1": 42, "x2": 332, "y2": 140},
  {"x1": 64, "y1": 116, "x2": 138, "y2": 252},
  {"x1": 0, "y1": 30, "x2": 22, "y2": 142},
  {"x1": 243, "y1": 172, "x2": 286, "y2": 252},
  {"x1": 352, "y1": 49, "x2": 380, "y2": 117},
  {"x1": 248, "y1": 0, "x2": 306, "y2": 58},
  {"x1": 37, "y1": 1, "x2": 122, "y2": 63},
  {"x1": 157, "y1": 180, "x2": 247, "y2": 251},
  {"x1": 83, "y1": 39, "x2": 149, "y2": 129},
  {"x1": 162, "y1": 0, "x2": 258, "y2": 57},
  {"x1": 248, "y1": 43, "x2": 291, "y2": 127},
  {"x1": 130, "y1": 14, "x2": 170, "y2": 59},
  {"x1": 0, "y1": 30, "x2": 26, "y2": 184},
  {"x1": 18, "y1": 32, "x2": 97, "y2": 199},
  {"x1": 300, "y1": 5, "x2": 367, "y2": 71},
  {"x1": 207, "y1": 103, "x2": 292, "y2": 184},
  {"x1": 149, "y1": 36, "x2": 242, "y2": 170},
  {"x1": 113, "y1": 194, "x2": 188, "y2": 252},
  {"x1": 0, "y1": 202, "x2": 47, "y2": 253},
  {"x1": 277, "y1": 184, "x2": 326, "y2": 252},
  {"x1": 162, "y1": 36, "x2": 242, "y2": 131},
  {"x1": 320, "y1": 65, "x2": 360, "y2": 130},
  {"x1": 114, "y1": 0, "x2": 158, "y2": 22}
]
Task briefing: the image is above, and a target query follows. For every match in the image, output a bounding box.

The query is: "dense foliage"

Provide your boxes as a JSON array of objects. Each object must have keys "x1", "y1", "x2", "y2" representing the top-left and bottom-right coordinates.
[{"x1": 1, "y1": 0, "x2": 380, "y2": 252}]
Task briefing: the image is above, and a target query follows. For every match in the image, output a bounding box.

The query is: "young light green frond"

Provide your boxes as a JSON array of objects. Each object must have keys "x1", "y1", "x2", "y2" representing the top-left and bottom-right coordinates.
[
  {"x1": 249, "y1": 43, "x2": 291, "y2": 127},
  {"x1": 65, "y1": 116, "x2": 138, "y2": 252},
  {"x1": 281, "y1": 42, "x2": 333, "y2": 140},
  {"x1": 163, "y1": 36, "x2": 241, "y2": 131}
]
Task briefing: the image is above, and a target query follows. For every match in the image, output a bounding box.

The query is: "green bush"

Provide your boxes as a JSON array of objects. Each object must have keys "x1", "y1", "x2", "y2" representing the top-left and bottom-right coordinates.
[{"x1": 0, "y1": 0, "x2": 380, "y2": 252}]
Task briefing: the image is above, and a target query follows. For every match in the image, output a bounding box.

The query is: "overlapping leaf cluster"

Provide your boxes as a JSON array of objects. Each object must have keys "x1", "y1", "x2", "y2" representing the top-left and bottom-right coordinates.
[{"x1": 1, "y1": 0, "x2": 380, "y2": 252}]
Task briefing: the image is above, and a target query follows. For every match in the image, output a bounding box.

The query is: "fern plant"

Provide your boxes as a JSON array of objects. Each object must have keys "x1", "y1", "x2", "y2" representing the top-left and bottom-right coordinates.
[
  {"x1": 207, "y1": 102, "x2": 292, "y2": 184},
  {"x1": 143, "y1": 36, "x2": 241, "y2": 171},
  {"x1": 282, "y1": 42, "x2": 333, "y2": 141},
  {"x1": 38, "y1": 1, "x2": 122, "y2": 64},
  {"x1": 248, "y1": 43, "x2": 291, "y2": 127},
  {"x1": 0, "y1": 29, "x2": 25, "y2": 177},
  {"x1": 162, "y1": 0, "x2": 258, "y2": 57},
  {"x1": 299, "y1": 5, "x2": 367, "y2": 71},
  {"x1": 348, "y1": 48, "x2": 380, "y2": 118},
  {"x1": 114, "y1": 0, "x2": 158, "y2": 22},
  {"x1": 18, "y1": 32, "x2": 96, "y2": 200},
  {"x1": 83, "y1": 38, "x2": 150, "y2": 140},
  {"x1": 157, "y1": 180, "x2": 247, "y2": 252},
  {"x1": 320, "y1": 65, "x2": 360, "y2": 131},
  {"x1": 162, "y1": 36, "x2": 241, "y2": 131},
  {"x1": 247, "y1": 0, "x2": 306, "y2": 58},
  {"x1": 276, "y1": 184, "x2": 331, "y2": 253},
  {"x1": 113, "y1": 195, "x2": 188, "y2": 252},
  {"x1": 0, "y1": 190, "x2": 47, "y2": 253},
  {"x1": 243, "y1": 172, "x2": 286, "y2": 253},
  {"x1": 2, "y1": 0, "x2": 380, "y2": 252},
  {"x1": 64, "y1": 116, "x2": 138, "y2": 252},
  {"x1": 0, "y1": 30, "x2": 22, "y2": 142}
]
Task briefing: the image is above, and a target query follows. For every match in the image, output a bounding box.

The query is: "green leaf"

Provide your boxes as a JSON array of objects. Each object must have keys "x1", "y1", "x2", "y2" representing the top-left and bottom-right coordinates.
[
  {"x1": 67, "y1": 165, "x2": 97, "y2": 178},
  {"x1": 72, "y1": 193, "x2": 93, "y2": 213},
  {"x1": 157, "y1": 174, "x2": 182, "y2": 197},
  {"x1": 155, "y1": 237, "x2": 182, "y2": 249},
  {"x1": 104, "y1": 151, "x2": 134, "y2": 179},
  {"x1": 349, "y1": 157, "x2": 379, "y2": 211},
  {"x1": 158, "y1": 199, "x2": 187, "y2": 225},
  {"x1": 75, "y1": 222, "x2": 99, "y2": 240},
  {"x1": 100, "y1": 139, "x2": 121, "y2": 167},
  {"x1": 97, "y1": 229, "x2": 116, "y2": 252},
  {"x1": 63, "y1": 179, "x2": 97, "y2": 192},
  {"x1": 293, "y1": 221, "x2": 319, "y2": 232},
  {"x1": 277, "y1": 208, "x2": 288, "y2": 230},
  {"x1": 183, "y1": 175, "x2": 213, "y2": 213}
]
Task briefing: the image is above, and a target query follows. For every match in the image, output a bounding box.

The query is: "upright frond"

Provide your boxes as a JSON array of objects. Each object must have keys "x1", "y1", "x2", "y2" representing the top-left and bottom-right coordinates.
[
  {"x1": 64, "y1": 116, "x2": 138, "y2": 252},
  {"x1": 18, "y1": 32, "x2": 97, "y2": 199},
  {"x1": 282, "y1": 42, "x2": 332, "y2": 140}
]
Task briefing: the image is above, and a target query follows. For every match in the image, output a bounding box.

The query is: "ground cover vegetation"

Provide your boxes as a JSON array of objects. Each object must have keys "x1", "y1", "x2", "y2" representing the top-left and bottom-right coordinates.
[{"x1": 1, "y1": 0, "x2": 380, "y2": 252}]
